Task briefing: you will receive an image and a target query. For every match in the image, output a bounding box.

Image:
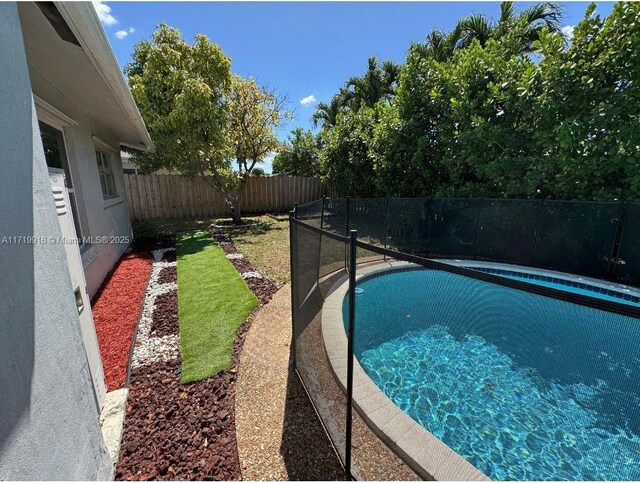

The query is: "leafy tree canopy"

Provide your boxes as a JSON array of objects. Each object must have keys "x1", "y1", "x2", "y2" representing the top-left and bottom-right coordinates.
[
  {"x1": 272, "y1": 128, "x2": 321, "y2": 176},
  {"x1": 316, "y1": 2, "x2": 640, "y2": 202},
  {"x1": 126, "y1": 23, "x2": 232, "y2": 176},
  {"x1": 126, "y1": 24, "x2": 291, "y2": 221}
]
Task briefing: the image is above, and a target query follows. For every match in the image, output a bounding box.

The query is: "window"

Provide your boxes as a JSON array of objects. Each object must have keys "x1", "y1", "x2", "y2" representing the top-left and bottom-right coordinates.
[
  {"x1": 40, "y1": 121, "x2": 85, "y2": 244},
  {"x1": 96, "y1": 150, "x2": 117, "y2": 199}
]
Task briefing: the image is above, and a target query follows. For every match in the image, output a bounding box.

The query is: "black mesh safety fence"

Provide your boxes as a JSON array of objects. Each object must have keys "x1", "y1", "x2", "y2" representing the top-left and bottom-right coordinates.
[
  {"x1": 290, "y1": 215, "x2": 350, "y2": 473},
  {"x1": 300, "y1": 196, "x2": 638, "y2": 287},
  {"x1": 614, "y1": 203, "x2": 640, "y2": 286},
  {"x1": 323, "y1": 197, "x2": 348, "y2": 235},
  {"x1": 295, "y1": 198, "x2": 324, "y2": 227},
  {"x1": 386, "y1": 198, "x2": 431, "y2": 256},
  {"x1": 475, "y1": 198, "x2": 541, "y2": 265},
  {"x1": 290, "y1": 199, "x2": 640, "y2": 481},
  {"x1": 532, "y1": 200, "x2": 622, "y2": 279},
  {"x1": 428, "y1": 198, "x2": 482, "y2": 259}
]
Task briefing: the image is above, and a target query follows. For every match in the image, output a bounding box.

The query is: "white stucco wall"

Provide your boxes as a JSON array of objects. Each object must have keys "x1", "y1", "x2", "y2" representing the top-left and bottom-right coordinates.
[
  {"x1": 28, "y1": 68, "x2": 133, "y2": 298},
  {"x1": 0, "y1": 3, "x2": 112, "y2": 478}
]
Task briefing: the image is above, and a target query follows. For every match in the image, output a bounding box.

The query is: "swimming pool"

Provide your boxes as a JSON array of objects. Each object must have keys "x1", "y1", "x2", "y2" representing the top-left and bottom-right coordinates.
[{"x1": 344, "y1": 267, "x2": 640, "y2": 480}]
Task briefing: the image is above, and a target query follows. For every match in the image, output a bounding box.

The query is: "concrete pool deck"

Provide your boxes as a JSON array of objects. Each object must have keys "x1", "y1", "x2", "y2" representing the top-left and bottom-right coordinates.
[
  {"x1": 235, "y1": 285, "x2": 345, "y2": 480},
  {"x1": 236, "y1": 281, "x2": 420, "y2": 481},
  {"x1": 322, "y1": 261, "x2": 490, "y2": 481}
]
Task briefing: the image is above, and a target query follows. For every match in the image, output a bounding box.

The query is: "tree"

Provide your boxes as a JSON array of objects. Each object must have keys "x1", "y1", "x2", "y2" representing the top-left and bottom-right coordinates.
[
  {"x1": 125, "y1": 23, "x2": 231, "y2": 176},
  {"x1": 530, "y1": 2, "x2": 640, "y2": 200},
  {"x1": 126, "y1": 25, "x2": 290, "y2": 222},
  {"x1": 459, "y1": 2, "x2": 563, "y2": 53},
  {"x1": 345, "y1": 56, "x2": 401, "y2": 110},
  {"x1": 413, "y1": 2, "x2": 563, "y2": 61},
  {"x1": 312, "y1": 88, "x2": 350, "y2": 130},
  {"x1": 272, "y1": 128, "x2": 321, "y2": 176},
  {"x1": 251, "y1": 167, "x2": 266, "y2": 176},
  {"x1": 320, "y1": 106, "x2": 381, "y2": 197},
  {"x1": 224, "y1": 75, "x2": 292, "y2": 221}
]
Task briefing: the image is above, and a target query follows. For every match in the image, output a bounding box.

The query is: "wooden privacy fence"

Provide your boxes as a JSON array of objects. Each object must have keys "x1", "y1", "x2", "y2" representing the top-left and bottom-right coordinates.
[{"x1": 123, "y1": 174, "x2": 325, "y2": 221}]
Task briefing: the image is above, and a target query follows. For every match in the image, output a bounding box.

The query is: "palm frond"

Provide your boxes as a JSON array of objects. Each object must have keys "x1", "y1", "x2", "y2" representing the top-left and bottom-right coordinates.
[{"x1": 520, "y1": 2, "x2": 563, "y2": 33}]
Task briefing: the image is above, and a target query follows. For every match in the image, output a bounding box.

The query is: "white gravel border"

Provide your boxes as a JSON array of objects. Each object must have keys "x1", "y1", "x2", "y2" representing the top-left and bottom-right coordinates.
[
  {"x1": 131, "y1": 248, "x2": 179, "y2": 369},
  {"x1": 241, "y1": 271, "x2": 263, "y2": 280}
]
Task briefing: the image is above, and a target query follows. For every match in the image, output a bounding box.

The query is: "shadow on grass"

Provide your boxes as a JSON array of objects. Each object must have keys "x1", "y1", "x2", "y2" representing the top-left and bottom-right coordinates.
[
  {"x1": 228, "y1": 221, "x2": 287, "y2": 246},
  {"x1": 175, "y1": 230, "x2": 212, "y2": 258}
]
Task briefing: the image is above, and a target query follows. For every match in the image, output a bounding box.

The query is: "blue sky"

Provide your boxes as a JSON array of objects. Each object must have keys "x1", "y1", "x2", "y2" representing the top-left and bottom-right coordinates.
[{"x1": 96, "y1": 1, "x2": 614, "y2": 172}]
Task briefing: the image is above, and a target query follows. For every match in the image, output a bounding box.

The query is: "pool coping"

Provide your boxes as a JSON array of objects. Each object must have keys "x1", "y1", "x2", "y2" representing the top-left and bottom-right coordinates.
[
  {"x1": 442, "y1": 259, "x2": 640, "y2": 303},
  {"x1": 321, "y1": 260, "x2": 490, "y2": 481}
]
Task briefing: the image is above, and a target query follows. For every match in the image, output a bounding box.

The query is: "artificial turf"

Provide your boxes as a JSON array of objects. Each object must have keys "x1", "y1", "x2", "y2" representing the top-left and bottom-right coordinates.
[{"x1": 177, "y1": 231, "x2": 258, "y2": 383}]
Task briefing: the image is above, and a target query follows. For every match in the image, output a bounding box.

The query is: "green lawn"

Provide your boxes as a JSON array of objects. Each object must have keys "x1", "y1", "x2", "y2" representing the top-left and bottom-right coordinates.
[{"x1": 177, "y1": 231, "x2": 258, "y2": 383}]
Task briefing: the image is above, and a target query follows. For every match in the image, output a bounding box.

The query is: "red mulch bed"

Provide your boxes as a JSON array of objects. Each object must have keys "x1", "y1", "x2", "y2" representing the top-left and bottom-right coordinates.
[
  {"x1": 229, "y1": 257, "x2": 254, "y2": 273},
  {"x1": 116, "y1": 262, "x2": 252, "y2": 481},
  {"x1": 115, "y1": 234, "x2": 276, "y2": 480},
  {"x1": 245, "y1": 277, "x2": 277, "y2": 305},
  {"x1": 151, "y1": 292, "x2": 178, "y2": 338},
  {"x1": 157, "y1": 266, "x2": 177, "y2": 285},
  {"x1": 92, "y1": 252, "x2": 153, "y2": 391}
]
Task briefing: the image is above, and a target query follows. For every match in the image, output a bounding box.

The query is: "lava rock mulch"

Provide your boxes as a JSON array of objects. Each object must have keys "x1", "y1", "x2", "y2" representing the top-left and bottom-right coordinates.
[
  {"x1": 116, "y1": 232, "x2": 278, "y2": 481},
  {"x1": 212, "y1": 230, "x2": 278, "y2": 305},
  {"x1": 150, "y1": 292, "x2": 178, "y2": 338},
  {"x1": 92, "y1": 251, "x2": 153, "y2": 391}
]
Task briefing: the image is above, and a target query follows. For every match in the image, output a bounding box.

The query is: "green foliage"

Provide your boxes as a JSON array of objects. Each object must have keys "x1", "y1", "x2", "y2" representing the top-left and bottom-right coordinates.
[
  {"x1": 530, "y1": 2, "x2": 640, "y2": 200},
  {"x1": 125, "y1": 23, "x2": 232, "y2": 177},
  {"x1": 317, "y1": 2, "x2": 640, "y2": 202},
  {"x1": 272, "y1": 128, "x2": 321, "y2": 176},
  {"x1": 251, "y1": 166, "x2": 266, "y2": 176},
  {"x1": 345, "y1": 56, "x2": 401, "y2": 110},
  {"x1": 126, "y1": 25, "x2": 290, "y2": 221},
  {"x1": 320, "y1": 106, "x2": 381, "y2": 197}
]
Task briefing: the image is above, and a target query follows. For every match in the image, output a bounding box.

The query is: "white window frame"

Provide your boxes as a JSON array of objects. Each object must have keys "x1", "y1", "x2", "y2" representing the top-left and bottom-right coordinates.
[
  {"x1": 93, "y1": 138, "x2": 120, "y2": 203},
  {"x1": 35, "y1": 96, "x2": 90, "y2": 252},
  {"x1": 34, "y1": 95, "x2": 78, "y2": 131}
]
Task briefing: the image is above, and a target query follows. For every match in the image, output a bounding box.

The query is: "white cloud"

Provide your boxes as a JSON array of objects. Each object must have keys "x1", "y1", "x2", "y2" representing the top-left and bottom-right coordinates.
[
  {"x1": 114, "y1": 27, "x2": 135, "y2": 40},
  {"x1": 300, "y1": 94, "x2": 317, "y2": 106},
  {"x1": 93, "y1": 1, "x2": 118, "y2": 26},
  {"x1": 562, "y1": 25, "x2": 575, "y2": 40}
]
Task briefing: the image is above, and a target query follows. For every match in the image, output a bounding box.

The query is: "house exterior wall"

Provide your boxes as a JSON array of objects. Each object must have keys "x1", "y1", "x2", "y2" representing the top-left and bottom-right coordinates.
[
  {"x1": 0, "y1": 3, "x2": 112, "y2": 479},
  {"x1": 28, "y1": 68, "x2": 133, "y2": 298}
]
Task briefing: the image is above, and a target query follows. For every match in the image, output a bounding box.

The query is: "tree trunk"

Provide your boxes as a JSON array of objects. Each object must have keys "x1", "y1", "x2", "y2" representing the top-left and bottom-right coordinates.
[{"x1": 229, "y1": 194, "x2": 241, "y2": 224}]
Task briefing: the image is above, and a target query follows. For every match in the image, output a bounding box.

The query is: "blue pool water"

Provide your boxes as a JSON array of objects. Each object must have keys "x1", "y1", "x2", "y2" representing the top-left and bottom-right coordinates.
[{"x1": 345, "y1": 269, "x2": 640, "y2": 480}]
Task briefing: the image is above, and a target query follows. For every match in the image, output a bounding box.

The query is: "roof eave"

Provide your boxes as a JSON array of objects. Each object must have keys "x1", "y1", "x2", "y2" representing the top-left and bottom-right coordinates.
[{"x1": 53, "y1": 1, "x2": 154, "y2": 152}]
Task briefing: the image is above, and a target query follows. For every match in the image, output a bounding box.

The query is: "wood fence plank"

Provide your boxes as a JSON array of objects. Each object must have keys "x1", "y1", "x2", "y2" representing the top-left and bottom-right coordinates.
[{"x1": 122, "y1": 174, "x2": 323, "y2": 221}]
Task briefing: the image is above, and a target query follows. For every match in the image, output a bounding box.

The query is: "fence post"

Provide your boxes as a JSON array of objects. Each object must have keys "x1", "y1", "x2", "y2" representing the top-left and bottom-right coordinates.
[
  {"x1": 345, "y1": 197, "x2": 351, "y2": 235},
  {"x1": 345, "y1": 229, "x2": 357, "y2": 479},
  {"x1": 289, "y1": 204, "x2": 298, "y2": 369},
  {"x1": 532, "y1": 199, "x2": 544, "y2": 266},
  {"x1": 607, "y1": 202, "x2": 628, "y2": 281},
  {"x1": 473, "y1": 198, "x2": 483, "y2": 260},
  {"x1": 426, "y1": 198, "x2": 432, "y2": 258},
  {"x1": 317, "y1": 197, "x2": 325, "y2": 283},
  {"x1": 345, "y1": 197, "x2": 351, "y2": 271},
  {"x1": 383, "y1": 197, "x2": 389, "y2": 261}
]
